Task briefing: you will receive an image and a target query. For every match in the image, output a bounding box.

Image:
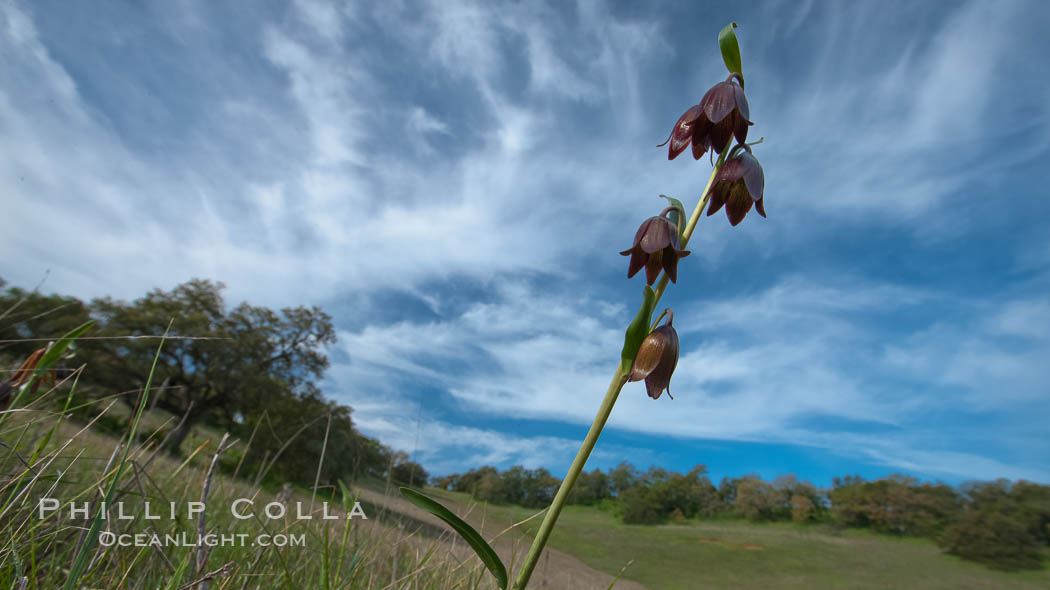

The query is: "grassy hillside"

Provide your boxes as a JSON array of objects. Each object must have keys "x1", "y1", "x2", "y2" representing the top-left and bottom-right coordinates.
[
  {"x1": 0, "y1": 397, "x2": 494, "y2": 589},
  {"x1": 424, "y1": 488, "x2": 1050, "y2": 590},
  {"x1": 3, "y1": 378, "x2": 1048, "y2": 589},
  {"x1": 2, "y1": 381, "x2": 637, "y2": 589}
]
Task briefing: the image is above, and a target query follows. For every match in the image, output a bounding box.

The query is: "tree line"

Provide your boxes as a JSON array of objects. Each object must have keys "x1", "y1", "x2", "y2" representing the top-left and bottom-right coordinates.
[
  {"x1": 0, "y1": 278, "x2": 427, "y2": 491},
  {"x1": 6, "y1": 277, "x2": 1047, "y2": 571},
  {"x1": 435, "y1": 463, "x2": 1050, "y2": 571}
]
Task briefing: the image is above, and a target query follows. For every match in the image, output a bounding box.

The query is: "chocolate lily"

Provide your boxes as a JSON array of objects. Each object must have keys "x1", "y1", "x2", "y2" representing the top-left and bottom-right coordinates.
[
  {"x1": 661, "y1": 72, "x2": 752, "y2": 160},
  {"x1": 620, "y1": 207, "x2": 691, "y2": 285},
  {"x1": 707, "y1": 144, "x2": 765, "y2": 226},
  {"x1": 628, "y1": 309, "x2": 679, "y2": 400}
]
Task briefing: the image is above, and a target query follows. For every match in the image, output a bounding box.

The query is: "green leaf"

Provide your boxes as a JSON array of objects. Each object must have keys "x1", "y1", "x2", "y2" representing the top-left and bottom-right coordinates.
[
  {"x1": 659, "y1": 194, "x2": 687, "y2": 242},
  {"x1": 718, "y1": 22, "x2": 743, "y2": 88},
  {"x1": 620, "y1": 286, "x2": 656, "y2": 374},
  {"x1": 35, "y1": 320, "x2": 93, "y2": 371},
  {"x1": 399, "y1": 488, "x2": 508, "y2": 589}
]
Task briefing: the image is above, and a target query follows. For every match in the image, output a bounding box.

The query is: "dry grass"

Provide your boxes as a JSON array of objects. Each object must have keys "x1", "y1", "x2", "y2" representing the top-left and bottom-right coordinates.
[{"x1": 0, "y1": 374, "x2": 504, "y2": 589}]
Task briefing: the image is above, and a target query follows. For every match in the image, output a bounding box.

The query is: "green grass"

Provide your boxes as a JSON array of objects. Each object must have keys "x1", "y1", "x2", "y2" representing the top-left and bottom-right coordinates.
[
  {"x1": 425, "y1": 488, "x2": 1050, "y2": 590},
  {"x1": 0, "y1": 375, "x2": 497, "y2": 589}
]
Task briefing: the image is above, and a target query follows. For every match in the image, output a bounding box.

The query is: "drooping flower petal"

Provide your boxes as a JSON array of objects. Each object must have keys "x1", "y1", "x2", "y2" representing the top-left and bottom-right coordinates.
[
  {"x1": 732, "y1": 82, "x2": 750, "y2": 123},
  {"x1": 665, "y1": 105, "x2": 703, "y2": 160},
  {"x1": 725, "y1": 182, "x2": 754, "y2": 226},
  {"x1": 638, "y1": 217, "x2": 676, "y2": 254},
  {"x1": 620, "y1": 246, "x2": 647, "y2": 279},
  {"x1": 716, "y1": 155, "x2": 747, "y2": 183},
  {"x1": 661, "y1": 244, "x2": 689, "y2": 283},
  {"x1": 691, "y1": 129, "x2": 710, "y2": 160},
  {"x1": 707, "y1": 183, "x2": 730, "y2": 217},
  {"x1": 734, "y1": 115, "x2": 751, "y2": 145},
  {"x1": 702, "y1": 82, "x2": 736, "y2": 124},
  {"x1": 738, "y1": 151, "x2": 765, "y2": 201},
  {"x1": 644, "y1": 249, "x2": 664, "y2": 285}
]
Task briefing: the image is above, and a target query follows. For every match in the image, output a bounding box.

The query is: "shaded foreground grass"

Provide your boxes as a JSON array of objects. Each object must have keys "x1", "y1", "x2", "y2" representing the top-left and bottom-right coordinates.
[
  {"x1": 425, "y1": 488, "x2": 1050, "y2": 590},
  {"x1": 0, "y1": 389, "x2": 497, "y2": 589}
]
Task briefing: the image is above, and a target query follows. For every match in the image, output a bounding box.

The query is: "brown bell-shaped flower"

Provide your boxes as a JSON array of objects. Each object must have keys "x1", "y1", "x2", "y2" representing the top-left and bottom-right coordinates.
[
  {"x1": 628, "y1": 310, "x2": 679, "y2": 400},
  {"x1": 707, "y1": 144, "x2": 765, "y2": 226},
  {"x1": 661, "y1": 73, "x2": 752, "y2": 160},
  {"x1": 620, "y1": 207, "x2": 691, "y2": 285}
]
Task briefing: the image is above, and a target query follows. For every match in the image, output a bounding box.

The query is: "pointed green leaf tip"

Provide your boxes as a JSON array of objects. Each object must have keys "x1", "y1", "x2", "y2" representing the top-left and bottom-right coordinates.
[
  {"x1": 36, "y1": 320, "x2": 93, "y2": 372},
  {"x1": 399, "y1": 488, "x2": 508, "y2": 589},
  {"x1": 621, "y1": 285, "x2": 657, "y2": 374},
  {"x1": 659, "y1": 194, "x2": 687, "y2": 242},
  {"x1": 718, "y1": 22, "x2": 743, "y2": 89}
]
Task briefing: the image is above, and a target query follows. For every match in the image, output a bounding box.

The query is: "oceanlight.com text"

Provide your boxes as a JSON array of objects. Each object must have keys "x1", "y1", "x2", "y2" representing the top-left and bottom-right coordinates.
[{"x1": 98, "y1": 532, "x2": 307, "y2": 548}]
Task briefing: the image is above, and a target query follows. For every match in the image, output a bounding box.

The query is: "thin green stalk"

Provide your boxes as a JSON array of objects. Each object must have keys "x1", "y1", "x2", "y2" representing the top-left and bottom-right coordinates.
[
  {"x1": 513, "y1": 146, "x2": 731, "y2": 589},
  {"x1": 650, "y1": 147, "x2": 729, "y2": 308},
  {"x1": 513, "y1": 365, "x2": 629, "y2": 588}
]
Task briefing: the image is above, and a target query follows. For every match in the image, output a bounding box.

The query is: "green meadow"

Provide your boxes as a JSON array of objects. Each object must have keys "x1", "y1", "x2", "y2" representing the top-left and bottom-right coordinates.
[{"x1": 421, "y1": 488, "x2": 1050, "y2": 590}]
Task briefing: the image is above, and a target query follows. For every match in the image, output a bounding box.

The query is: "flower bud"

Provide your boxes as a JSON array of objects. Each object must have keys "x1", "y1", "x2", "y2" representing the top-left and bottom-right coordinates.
[{"x1": 628, "y1": 310, "x2": 679, "y2": 400}]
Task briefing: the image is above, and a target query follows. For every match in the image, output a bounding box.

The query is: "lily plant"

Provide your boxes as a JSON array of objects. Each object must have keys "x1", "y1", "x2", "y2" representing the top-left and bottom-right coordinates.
[{"x1": 401, "y1": 22, "x2": 768, "y2": 590}]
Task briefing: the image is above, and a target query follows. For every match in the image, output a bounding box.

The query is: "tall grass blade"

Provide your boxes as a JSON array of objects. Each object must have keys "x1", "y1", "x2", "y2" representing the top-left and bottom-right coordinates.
[{"x1": 61, "y1": 321, "x2": 170, "y2": 590}]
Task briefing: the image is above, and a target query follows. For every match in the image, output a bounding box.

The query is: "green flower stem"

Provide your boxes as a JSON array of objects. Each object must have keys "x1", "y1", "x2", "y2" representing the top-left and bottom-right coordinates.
[
  {"x1": 513, "y1": 144, "x2": 731, "y2": 590},
  {"x1": 651, "y1": 147, "x2": 730, "y2": 308},
  {"x1": 513, "y1": 365, "x2": 629, "y2": 589}
]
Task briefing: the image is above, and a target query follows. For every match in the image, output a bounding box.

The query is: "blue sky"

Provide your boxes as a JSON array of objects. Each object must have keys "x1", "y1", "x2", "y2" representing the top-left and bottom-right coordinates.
[{"x1": 2, "y1": 0, "x2": 1049, "y2": 488}]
